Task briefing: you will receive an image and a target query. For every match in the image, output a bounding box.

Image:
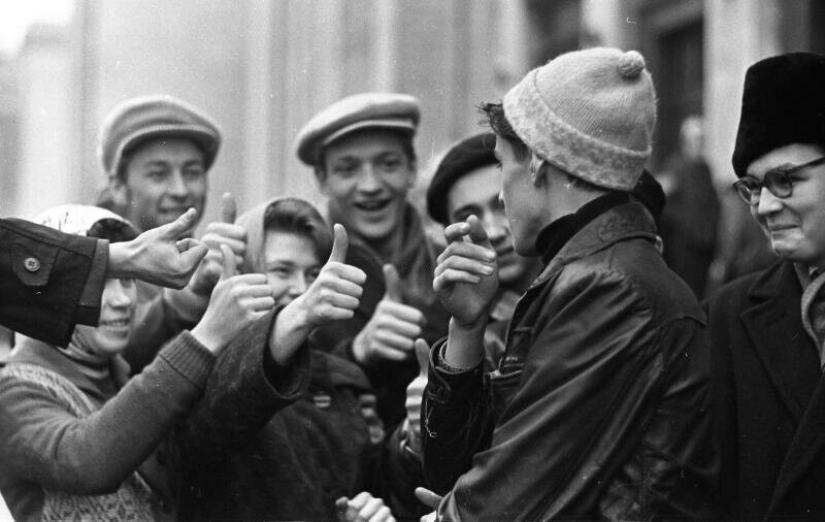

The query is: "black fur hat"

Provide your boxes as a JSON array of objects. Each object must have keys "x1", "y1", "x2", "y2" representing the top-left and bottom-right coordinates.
[{"x1": 732, "y1": 52, "x2": 825, "y2": 177}]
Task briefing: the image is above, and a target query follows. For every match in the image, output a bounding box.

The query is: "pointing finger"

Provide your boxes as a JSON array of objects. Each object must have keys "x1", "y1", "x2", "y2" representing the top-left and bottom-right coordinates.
[
  {"x1": 220, "y1": 243, "x2": 236, "y2": 279},
  {"x1": 221, "y1": 192, "x2": 237, "y2": 223},
  {"x1": 158, "y1": 207, "x2": 198, "y2": 239},
  {"x1": 414, "y1": 338, "x2": 430, "y2": 377},
  {"x1": 383, "y1": 264, "x2": 403, "y2": 302},
  {"x1": 329, "y1": 224, "x2": 349, "y2": 263}
]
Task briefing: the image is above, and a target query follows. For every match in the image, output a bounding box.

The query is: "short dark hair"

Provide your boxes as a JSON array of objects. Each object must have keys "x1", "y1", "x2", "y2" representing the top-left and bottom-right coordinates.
[
  {"x1": 480, "y1": 102, "x2": 530, "y2": 161},
  {"x1": 316, "y1": 128, "x2": 416, "y2": 179},
  {"x1": 263, "y1": 198, "x2": 332, "y2": 261}
]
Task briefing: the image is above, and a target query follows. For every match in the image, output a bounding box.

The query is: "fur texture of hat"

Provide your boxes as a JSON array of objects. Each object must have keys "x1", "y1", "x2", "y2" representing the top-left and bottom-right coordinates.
[
  {"x1": 503, "y1": 47, "x2": 657, "y2": 191},
  {"x1": 732, "y1": 52, "x2": 825, "y2": 177}
]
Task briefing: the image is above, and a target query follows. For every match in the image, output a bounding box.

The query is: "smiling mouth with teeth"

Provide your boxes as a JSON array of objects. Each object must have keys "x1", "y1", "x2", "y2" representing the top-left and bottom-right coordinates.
[
  {"x1": 101, "y1": 319, "x2": 130, "y2": 327},
  {"x1": 355, "y1": 200, "x2": 391, "y2": 211}
]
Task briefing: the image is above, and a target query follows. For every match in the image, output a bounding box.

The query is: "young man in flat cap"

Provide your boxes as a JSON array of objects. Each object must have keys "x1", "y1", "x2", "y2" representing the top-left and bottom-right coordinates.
[
  {"x1": 707, "y1": 52, "x2": 825, "y2": 520},
  {"x1": 420, "y1": 48, "x2": 720, "y2": 520},
  {"x1": 295, "y1": 92, "x2": 450, "y2": 427},
  {"x1": 98, "y1": 95, "x2": 245, "y2": 370}
]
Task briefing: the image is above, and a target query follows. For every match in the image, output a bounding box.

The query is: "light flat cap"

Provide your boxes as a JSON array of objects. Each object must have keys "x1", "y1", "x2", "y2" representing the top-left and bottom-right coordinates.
[
  {"x1": 295, "y1": 92, "x2": 421, "y2": 167},
  {"x1": 98, "y1": 94, "x2": 222, "y2": 178}
]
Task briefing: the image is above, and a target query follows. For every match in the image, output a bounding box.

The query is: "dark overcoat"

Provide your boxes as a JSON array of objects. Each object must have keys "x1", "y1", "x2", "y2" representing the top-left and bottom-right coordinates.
[{"x1": 707, "y1": 260, "x2": 825, "y2": 520}]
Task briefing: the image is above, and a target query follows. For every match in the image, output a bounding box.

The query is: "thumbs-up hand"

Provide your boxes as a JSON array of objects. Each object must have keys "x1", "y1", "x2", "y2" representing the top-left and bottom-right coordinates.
[
  {"x1": 433, "y1": 214, "x2": 499, "y2": 327},
  {"x1": 268, "y1": 224, "x2": 367, "y2": 364},
  {"x1": 403, "y1": 338, "x2": 430, "y2": 456},
  {"x1": 352, "y1": 263, "x2": 426, "y2": 365},
  {"x1": 189, "y1": 193, "x2": 249, "y2": 296},
  {"x1": 190, "y1": 244, "x2": 275, "y2": 354}
]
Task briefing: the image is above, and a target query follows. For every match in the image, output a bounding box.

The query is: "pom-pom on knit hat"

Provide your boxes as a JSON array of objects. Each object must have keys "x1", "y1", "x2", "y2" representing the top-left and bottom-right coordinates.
[
  {"x1": 503, "y1": 47, "x2": 657, "y2": 191},
  {"x1": 732, "y1": 52, "x2": 825, "y2": 177}
]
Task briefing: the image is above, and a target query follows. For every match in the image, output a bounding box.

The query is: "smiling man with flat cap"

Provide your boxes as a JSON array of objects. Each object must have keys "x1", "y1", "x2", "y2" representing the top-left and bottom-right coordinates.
[{"x1": 295, "y1": 93, "x2": 449, "y2": 428}]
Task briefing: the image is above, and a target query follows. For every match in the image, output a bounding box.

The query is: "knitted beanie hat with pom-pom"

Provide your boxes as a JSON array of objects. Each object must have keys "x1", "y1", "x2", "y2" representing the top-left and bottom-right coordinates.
[{"x1": 503, "y1": 47, "x2": 657, "y2": 190}]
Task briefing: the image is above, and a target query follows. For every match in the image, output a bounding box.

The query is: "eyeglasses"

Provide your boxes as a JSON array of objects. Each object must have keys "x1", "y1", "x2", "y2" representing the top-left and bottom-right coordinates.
[{"x1": 733, "y1": 156, "x2": 825, "y2": 205}]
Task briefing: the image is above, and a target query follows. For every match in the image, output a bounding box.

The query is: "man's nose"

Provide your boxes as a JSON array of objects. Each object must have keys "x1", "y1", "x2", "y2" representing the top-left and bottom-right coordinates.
[
  {"x1": 167, "y1": 172, "x2": 188, "y2": 197},
  {"x1": 755, "y1": 186, "x2": 783, "y2": 216}
]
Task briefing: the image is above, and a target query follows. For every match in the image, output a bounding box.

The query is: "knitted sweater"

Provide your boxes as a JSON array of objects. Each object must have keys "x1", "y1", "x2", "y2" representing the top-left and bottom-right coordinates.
[{"x1": 0, "y1": 332, "x2": 214, "y2": 521}]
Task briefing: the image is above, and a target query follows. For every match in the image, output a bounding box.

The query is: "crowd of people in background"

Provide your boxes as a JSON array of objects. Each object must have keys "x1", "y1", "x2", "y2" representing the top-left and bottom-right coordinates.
[{"x1": 1, "y1": 46, "x2": 824, "y2": 521}]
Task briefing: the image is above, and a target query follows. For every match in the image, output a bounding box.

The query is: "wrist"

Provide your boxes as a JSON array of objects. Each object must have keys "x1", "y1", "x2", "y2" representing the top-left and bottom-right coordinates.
[
  {"x1": 190, "y1": 322, "x2": 225, "y2": 354},
  {"x1": 107, "y1": 241, "x2": 135, "y2": 279}
]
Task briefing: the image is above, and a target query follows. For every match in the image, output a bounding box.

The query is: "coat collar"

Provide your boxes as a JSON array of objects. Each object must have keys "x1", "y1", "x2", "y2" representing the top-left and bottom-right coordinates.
[
  {"x1": 531, "y1": 199, "x2": 658, "y2": 288},
  {"x1": 2, "y1": 337, "x2": 131, "y2": 403}
]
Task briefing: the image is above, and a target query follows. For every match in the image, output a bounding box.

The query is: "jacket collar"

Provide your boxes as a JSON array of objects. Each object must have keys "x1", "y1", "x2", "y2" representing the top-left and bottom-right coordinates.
[
  {"x1": 530, "y1": 198, "x2": 658, "y2": 289},
  {"x1": 2, "y1": 337, "x2": 131, "y2": 403}
]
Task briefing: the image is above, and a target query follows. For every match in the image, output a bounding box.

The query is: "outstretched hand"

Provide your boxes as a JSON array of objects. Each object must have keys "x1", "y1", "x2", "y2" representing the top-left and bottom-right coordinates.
[
  {"x1": 109, "y1": 208, "x2": 208, "y2": 289},
  {"x1": 433, "y1": 215, "x2": 499, "y2": 327},
  {"x1": 353, "y1": 263, "x2": 425, "y2": 365}
]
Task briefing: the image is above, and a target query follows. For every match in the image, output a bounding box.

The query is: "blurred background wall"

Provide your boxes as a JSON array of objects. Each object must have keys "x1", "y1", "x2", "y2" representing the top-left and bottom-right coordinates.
[{"x1": 1, "y1": 0, "x2": 824, "y2": 226}]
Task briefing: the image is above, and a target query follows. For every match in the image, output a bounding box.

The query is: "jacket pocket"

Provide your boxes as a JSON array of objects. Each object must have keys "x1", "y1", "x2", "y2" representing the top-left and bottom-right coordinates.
[{"x1": 487, "y1": 366, "x2": 523, "y2": 418}]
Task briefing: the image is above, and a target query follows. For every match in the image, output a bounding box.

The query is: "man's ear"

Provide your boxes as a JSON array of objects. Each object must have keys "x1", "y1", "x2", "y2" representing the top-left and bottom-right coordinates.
[
  {"x1": 529, "y1": 156, "x2": 547, "y2": 188},
  {"x1": 314, "y1": 167, "x2": 330, "y2": 196},
  {"x1": 109, "y1": 175, "x2": 130, "y2": 209},
  {"x1": 406, "y1": 159, "x2": 418, "y2": 188}
]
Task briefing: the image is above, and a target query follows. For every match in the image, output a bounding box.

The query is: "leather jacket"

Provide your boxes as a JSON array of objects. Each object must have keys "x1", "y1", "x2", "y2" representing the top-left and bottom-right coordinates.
[{"x1": 422, "y1": 196, "x2": 721, "y2": 520}]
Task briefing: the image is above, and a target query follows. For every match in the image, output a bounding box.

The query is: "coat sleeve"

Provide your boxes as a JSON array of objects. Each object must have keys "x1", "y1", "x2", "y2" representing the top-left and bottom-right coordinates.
[
  {"x1": 0, "y1": 332, "x2": 214, "y2": 495},
  {"x1": 0, "y1": 218, "x2": 107, "y2": 346},
  {"x1": 172, "y1": 309, "x2": 311, "y2": 470},
  {"x1": 436, "y1": 267, "x2": 713, "y2": 521},
  {"x1": 421, "y1": 339, "x2": 493, "y2": 496}
]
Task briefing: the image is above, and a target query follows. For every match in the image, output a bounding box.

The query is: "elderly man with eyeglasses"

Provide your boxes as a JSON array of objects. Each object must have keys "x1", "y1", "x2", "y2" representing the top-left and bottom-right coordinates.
[{"x1": 707, "y1": 52, "x2": 825, "y2": 520}]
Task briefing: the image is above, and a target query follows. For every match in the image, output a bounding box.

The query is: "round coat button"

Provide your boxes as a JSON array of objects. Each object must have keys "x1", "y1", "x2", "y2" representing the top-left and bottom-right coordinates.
[{"x1": 23, "y1": 257, "x2": 41, "y2": 272}]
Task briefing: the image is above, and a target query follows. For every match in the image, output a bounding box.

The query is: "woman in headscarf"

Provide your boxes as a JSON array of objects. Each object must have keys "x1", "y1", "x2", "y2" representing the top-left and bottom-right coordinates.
[{"x1": 0, "y1": 204, "x2": 275, "y2": 521}]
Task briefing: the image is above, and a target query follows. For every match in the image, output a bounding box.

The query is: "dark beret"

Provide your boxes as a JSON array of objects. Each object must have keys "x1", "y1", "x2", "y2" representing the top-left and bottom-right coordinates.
[
  {"x1": 426, "y1": 132, "x2": 498, "y2": 225},
  {"x1": 732, "y1": 52, "x2": 825, "y2": 177}
]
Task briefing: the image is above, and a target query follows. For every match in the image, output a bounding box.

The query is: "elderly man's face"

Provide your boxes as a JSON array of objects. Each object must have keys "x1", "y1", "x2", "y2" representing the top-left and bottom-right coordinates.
[
  {"x1": 447, "y1": 164, "x2": 535, "y2": 289},
  {"x1": 319, "y1": 129, "x2": 415, "y2": 243},
  {"x1": 111, "y1": 137, "x2": 207, "y2": 232},
  {"x1": 746, "y1": 143, "x2": 825, "y2": 266}
]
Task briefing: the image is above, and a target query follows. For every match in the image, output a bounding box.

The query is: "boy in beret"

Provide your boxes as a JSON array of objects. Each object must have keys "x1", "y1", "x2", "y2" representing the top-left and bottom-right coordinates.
[
  {"x1": 419, "y1": 48, "x2": 720, "y2": 520},
  {"x1": 425, "y1": 132, "x2": 539, "y2": 371},
  {"x1": 295, "y1": 93, "x2": 450, "y2": 428},
  {"x1": 707, "y1": 52, "x2": 825, "y2": 519}
]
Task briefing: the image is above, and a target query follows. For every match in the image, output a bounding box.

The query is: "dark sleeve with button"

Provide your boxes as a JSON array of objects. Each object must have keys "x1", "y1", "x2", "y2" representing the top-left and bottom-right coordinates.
[{"x1": 0, "y1": 218, "x2": 107, "y2": 346}]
